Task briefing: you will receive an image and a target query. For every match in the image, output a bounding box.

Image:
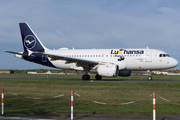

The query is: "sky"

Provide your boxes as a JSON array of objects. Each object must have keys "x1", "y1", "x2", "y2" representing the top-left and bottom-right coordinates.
[{"x1": 1, "y1": 0, "x2": 180, "y2": 70}]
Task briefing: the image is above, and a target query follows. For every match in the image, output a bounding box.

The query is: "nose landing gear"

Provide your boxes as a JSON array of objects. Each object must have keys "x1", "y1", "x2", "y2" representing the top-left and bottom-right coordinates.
[
  {"x1": 148, "y1": 76, "x2": 152, "y2": 81},
  {"x1": 147, "y1": 70, "x2": 152, "y2": 81}
]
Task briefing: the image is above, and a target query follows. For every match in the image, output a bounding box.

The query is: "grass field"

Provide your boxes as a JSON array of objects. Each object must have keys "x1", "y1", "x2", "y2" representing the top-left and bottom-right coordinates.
[{"x1": 0, "y1": 74, "x2": 180, "y2": 116}]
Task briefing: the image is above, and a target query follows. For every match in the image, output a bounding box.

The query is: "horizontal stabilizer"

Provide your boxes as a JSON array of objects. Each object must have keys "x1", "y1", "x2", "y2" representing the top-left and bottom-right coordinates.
[{"x1": 4, "y1": 51, "x2": 33, "y2": 57}]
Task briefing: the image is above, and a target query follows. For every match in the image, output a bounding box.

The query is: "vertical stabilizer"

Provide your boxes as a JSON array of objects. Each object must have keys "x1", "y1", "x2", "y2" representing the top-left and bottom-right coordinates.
[{"x1": 19, "y1": 23, "x2": 47, "y2": 53}]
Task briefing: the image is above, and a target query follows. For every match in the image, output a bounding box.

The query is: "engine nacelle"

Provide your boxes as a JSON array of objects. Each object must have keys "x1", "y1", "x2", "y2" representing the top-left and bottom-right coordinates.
[
  {"x1": 97, "y1": 64, "x2": 119, "y2": 77},
  {"x1": 118, "y1": 70, "x2": 131, "y2": 77}
]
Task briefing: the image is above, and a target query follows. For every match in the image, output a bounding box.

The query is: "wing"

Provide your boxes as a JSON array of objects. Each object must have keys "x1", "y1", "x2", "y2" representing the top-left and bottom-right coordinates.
[{"x1": 34, "y1": 52, "x2": 99, "y2": 68}]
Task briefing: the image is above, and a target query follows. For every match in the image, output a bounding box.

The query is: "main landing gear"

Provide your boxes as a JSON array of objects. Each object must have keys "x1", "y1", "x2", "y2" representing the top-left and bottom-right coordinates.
[
  {"x1": 82, "y1": 74, "x2": 102, "y2": 80},
  {"x1": 95, "y1": 74, "x2": 102, "y2": 80},
  {"x1": 82, "y1": 69, "x2": 102, "y2": 80},
  {"x1": 147, "y1": 70, "x2": 152, "y2": 81},
  {"x1": 82, "y1": 74, "x2": 90, "y2": 80}
]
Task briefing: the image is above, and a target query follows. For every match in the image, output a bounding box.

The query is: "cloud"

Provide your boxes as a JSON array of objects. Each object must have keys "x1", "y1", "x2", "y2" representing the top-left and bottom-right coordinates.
[
  {"x1": 1, "y1": 0, "x2": 180, "y2": 69},
  {"x1": 158, "y1": 7, "x2": 179, "y2": 16}
]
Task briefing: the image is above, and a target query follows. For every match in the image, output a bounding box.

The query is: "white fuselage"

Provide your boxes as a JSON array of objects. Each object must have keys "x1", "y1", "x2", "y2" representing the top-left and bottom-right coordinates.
[{"x1": 45, "y1": 48, "x2": 178, "y2": 71}]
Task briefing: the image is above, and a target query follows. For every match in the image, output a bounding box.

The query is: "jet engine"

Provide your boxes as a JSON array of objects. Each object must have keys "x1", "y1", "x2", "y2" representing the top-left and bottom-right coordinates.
[
  {"x1": 97, "y1": 64, "x2": 119, "y2": 77},
  {"x1": 118, "y1": 70, "x2": 131, "y2": 77}
]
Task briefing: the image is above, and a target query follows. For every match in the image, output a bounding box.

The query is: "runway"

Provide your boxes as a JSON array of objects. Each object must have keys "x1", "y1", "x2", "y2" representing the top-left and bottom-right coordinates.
[{"x1": 1, "y1": 77, "x2": 180, "y2": 82}]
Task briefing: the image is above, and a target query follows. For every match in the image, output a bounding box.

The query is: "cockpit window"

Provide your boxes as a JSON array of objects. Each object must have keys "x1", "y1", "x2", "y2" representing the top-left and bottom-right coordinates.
[
  {"x1": 166, "y1": 54, "x2": 170, "y2": 57},
  {"x1": 159, "y1": 54, "x2": 170, "y2": 57}
]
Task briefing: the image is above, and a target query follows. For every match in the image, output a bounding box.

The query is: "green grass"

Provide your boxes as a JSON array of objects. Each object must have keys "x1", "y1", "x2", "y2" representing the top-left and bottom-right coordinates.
[{"x1": 0, "y1": 74, "x2": 180, "y2": 116}]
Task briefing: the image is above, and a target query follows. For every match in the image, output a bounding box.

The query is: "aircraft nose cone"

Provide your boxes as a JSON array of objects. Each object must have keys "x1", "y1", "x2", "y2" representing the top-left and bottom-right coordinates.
[{"x1": 172, "y1": 58, "x2": 178, "y2": 67}]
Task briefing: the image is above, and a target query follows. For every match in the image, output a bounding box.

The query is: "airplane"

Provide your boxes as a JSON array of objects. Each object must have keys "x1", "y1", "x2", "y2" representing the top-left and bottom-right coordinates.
[{"x1": 4, "y1": 23, "x2": 178, "y2": 80}]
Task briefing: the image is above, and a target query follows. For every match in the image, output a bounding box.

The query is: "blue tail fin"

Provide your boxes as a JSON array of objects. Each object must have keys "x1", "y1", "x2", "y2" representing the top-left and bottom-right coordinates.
[{"x1": 19, "y1": 23, "x2": 47, "y2": 53}]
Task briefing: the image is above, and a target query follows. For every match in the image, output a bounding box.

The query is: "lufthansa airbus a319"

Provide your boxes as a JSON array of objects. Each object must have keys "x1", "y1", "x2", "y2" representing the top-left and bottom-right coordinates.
[{"x1": 4, "y1": 23, "x2": 178, "y2": 80}]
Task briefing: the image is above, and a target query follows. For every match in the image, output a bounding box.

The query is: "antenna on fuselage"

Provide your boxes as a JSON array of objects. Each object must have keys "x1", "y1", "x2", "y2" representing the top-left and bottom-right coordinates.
[{"x1": 146, "y1": 46, "x2": 149, "y2": 49}]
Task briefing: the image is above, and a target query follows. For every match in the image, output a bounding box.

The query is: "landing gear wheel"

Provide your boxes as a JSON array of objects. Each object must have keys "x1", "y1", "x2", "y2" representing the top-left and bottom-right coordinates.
[
  {"x1": 82, "y1": 74, "x2": 90, "y2": 80},
  {"x1": 147, "y1": 76, "x2": 152, "y2": 81},
  {"x1": 95, "y1": 75, "x2": 102, "y2": 80}
]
